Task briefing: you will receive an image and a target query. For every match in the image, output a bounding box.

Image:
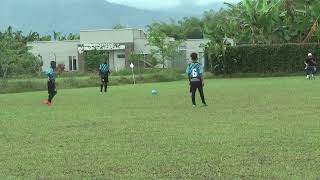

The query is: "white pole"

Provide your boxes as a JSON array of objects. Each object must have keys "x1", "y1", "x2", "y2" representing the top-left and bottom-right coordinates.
[
  {"x1": 130, "y1": 63, "x2": 136, "y2": 85},
  {"x1": 132, "y1": 68, "x2": 136, "y2": 85}
]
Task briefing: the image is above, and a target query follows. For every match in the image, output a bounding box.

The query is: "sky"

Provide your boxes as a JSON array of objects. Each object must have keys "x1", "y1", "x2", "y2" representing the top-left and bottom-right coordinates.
[{"x1": 106, "y1": 0, "x2": 237, "y2": 10}]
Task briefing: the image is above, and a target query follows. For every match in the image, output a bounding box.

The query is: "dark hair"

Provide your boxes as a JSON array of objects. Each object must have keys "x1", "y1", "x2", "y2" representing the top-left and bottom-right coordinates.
[
  {"x1": 50, "y1": 61, "x2": 56, "y2": 69},
  {"x1": 191, "y1": 53, "x2": 198, "y2": 61}
]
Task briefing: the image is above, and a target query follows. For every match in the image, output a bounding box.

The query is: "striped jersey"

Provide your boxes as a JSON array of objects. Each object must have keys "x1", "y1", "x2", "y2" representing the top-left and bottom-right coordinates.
[
  {"x1": 47, "y1": 67, "x2": 55, "y2": 81},
  {"x1": 99, "y1": 63, "x2": 109, "y2": 75},
  {"x1": 186, "y1": 62, "x2": 203, "y2": 82}
]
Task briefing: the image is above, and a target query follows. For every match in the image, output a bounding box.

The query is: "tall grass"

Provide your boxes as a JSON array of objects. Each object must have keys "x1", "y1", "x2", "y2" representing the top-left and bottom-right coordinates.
[{"x1": 0, "y1": 70, "x2": 185, "y2": 94}]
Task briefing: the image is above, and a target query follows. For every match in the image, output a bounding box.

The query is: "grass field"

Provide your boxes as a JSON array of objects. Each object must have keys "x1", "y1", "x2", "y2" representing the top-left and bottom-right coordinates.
[{"x1": 1, "y1": 77, "x2": 320, "y2": 179}]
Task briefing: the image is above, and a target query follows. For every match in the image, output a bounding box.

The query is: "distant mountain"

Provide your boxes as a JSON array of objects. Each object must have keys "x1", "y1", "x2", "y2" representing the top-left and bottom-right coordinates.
[
  {"x1": 0, "y1": 0, "x2": 229, "y2": 34},
  {"x1": 162, "y1": 2, "x2": 226, "y2": 16}
]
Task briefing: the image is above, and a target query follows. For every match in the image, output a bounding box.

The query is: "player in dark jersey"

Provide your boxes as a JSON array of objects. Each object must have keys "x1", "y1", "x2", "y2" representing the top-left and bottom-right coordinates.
[
  {"x1": 99, "y1": 61, "x2": 110, "y2": 93},
  {"x1": 304, "y1": 53, "x2": 317, "y2": 80},
  {"x1": 43, "y1": 61, "x2": 57, "y2": 107},
  {"x1": 186, "y1": 53, "x2": 207, "y2": 107}
]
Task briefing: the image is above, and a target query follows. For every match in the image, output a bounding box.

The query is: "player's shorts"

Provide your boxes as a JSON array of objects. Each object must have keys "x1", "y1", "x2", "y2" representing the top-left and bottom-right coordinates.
[
  {"x1": 307, "y1": 66, "x2": 316, "y2": 75},
  {"x1": 190, "y1": 81, "x2": 202, "y2": 93},
  {"x1": 101, "y1": 75, "x2": 109, "y2": 84},
  {"x1": 47, "y1": 80, "x2": 57, "y2": 94}
]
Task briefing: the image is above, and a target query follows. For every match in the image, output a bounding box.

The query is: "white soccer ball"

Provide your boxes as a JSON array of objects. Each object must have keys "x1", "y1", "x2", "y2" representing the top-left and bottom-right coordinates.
[{"x1": 151, "y1": 89, "x2": 158, "y2": 95}]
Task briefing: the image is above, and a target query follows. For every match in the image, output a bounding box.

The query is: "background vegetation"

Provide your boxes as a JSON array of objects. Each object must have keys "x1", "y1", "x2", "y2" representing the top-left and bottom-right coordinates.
[{"x1": 1, "y1": 0, "x2": 320, "y2": 90}]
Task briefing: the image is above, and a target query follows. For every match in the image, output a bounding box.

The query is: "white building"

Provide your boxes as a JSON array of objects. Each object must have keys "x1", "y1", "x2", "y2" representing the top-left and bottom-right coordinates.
[{"x1": 28, "y1": 28, "x2": 209, "y2": 72}]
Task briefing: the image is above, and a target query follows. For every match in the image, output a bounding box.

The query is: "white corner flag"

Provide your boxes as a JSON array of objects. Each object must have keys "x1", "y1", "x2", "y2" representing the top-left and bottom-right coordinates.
[{"x1": 130, "y1": 62, "x2": 136, "y2": 85}]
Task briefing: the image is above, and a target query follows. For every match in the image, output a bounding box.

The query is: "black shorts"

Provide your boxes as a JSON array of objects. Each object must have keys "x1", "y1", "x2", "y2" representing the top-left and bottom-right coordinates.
[
  {"x1": 190, "y1": 81, "x2": 202, "y2": 93},
  {"x1": 101, "y1": 76, "x2": 109, "y2": 84},
  {"x1": 47, "y1": 80, "x2": 57, "y2": 94}
]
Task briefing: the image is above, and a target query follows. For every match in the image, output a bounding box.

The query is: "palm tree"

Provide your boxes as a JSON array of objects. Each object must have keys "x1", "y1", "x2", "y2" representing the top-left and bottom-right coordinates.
[{"x1": 225, "y1": 0, "x2": 282, "y2": 45}]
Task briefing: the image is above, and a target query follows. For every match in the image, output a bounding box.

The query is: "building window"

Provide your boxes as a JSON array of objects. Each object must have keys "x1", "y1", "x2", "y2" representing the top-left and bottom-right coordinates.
[
  {"x1": 117, "y1": 54, "x2": 125, "y2": 59},
  {"x1": 69, "y1": 56, "x2": 73, "y2": 71},
  {"x1": 73, "y1": 56, "x2": 77, "y2": 71}
]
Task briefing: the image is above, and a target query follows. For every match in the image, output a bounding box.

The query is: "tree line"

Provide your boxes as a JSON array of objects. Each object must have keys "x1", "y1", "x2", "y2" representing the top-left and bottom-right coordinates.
[
  {"x1": 148, "y1": 0, "x2": 320, "y2": 45},
  {"x1": 1, "y1": 0, "x2": 320, "y2": 78},
  {"x1": 0, "y1": 26, "x2": 81, "y2": 79}
]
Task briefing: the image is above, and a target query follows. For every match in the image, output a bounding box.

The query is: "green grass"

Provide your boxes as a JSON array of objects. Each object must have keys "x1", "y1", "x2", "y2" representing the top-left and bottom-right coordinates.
[{"x1": 0, "y1": 77, "x2": 320, "y2": 179}]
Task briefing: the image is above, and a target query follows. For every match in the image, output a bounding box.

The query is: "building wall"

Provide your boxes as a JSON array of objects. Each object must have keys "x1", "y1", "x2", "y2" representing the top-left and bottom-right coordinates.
[
  {"x1": 107, "y1": 50, "x2": 126, "y2": 71},
  {"x1": 80, "y1": 29, "x2": 143, "y2": 44},
  {"x1": 133, "y1": 29, "x2": 147, "y2": 40},
  {"x1": 184, "y1": 39, "x2": 209, "y2": 66},
  {"x1": 134, "y1": 39, "x2": 152, "y2": 54},
  {"x1": 28, "y1": 29, "x2": 210, "y2": 73},
  {"x1": 28, "y1": 41, "x2": 81, "y2": 72}
]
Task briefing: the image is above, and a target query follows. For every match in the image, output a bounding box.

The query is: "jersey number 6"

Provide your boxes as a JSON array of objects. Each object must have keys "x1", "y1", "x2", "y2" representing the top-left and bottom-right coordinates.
[{"x1": 192, "y1": 69, "x2": 198, "y2": 77}]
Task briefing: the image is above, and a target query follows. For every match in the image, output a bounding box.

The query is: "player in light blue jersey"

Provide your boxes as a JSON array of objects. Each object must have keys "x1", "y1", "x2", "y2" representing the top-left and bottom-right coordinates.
[
  {"x1": 186, "y1": 53, "x2": 207, "y2": 107},
  {"x1": 99, "y1": 60, "x2": 110, "y2": 93},
  {"x1": 43, "y1": 61, "x2": 57, "y2": 106}
]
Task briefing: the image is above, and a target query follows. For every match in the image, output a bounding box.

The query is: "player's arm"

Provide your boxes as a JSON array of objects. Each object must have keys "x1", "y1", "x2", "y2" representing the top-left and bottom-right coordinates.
[
  {"x1": 98, "y1": 64, "x2": 102, "y2": 75},
  {"x1": 186, "y1": 64, "x2": 191, "y2": 84},
  {"x1": 200, "y1": 65, "x2": 204, "y2": 86},
  {"x1": 304, "y1": 58, "x2": 309, "y2": 66},
  {"x1": 47, "y1": 69, "x2": 52, "y2": 81}
]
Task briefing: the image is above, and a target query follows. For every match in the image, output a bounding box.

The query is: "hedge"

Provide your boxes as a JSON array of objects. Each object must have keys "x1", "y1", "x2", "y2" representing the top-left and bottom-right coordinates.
[{"x1": 208, "y1": 43, "x2": 320, "y2": 74}]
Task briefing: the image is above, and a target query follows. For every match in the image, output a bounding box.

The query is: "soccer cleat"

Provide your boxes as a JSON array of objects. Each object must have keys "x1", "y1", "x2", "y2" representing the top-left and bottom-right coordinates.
[
  {"x1": 47, "y1": 102, "x2": 52, "y2": 107},
  {"x1": 43, "y1": 100, "x2": 49, "y2": 104}
]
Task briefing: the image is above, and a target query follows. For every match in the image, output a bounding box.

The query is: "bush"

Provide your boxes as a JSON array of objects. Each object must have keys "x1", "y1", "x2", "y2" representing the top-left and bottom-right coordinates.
[{"x1": 208, "y1": 43, "x2": 320, "y2": 74}]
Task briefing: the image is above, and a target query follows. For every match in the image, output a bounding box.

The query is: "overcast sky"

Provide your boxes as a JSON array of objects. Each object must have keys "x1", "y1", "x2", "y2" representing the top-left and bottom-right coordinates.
[{"x1": 106, "y1": 0, "x2": 237, "y2": 9}]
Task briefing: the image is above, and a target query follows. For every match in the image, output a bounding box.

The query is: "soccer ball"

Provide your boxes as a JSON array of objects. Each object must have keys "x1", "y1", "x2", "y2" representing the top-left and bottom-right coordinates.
[{"x1": 151, "y1": 89, "x2": 158, "y2": 96}]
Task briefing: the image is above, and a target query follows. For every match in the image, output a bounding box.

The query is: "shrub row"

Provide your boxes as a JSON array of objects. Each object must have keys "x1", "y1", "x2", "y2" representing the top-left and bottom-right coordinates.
[{"x1": 208, "y1": 43, "x2": 320, "y2": 74}]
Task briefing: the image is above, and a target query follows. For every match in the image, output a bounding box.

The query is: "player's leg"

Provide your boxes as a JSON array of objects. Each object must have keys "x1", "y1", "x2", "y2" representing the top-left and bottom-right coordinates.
[
  {"x1": 190, "y1": 82, "x2": 197, "y2": 106},
  {"x1": 306, "y1": 66, "x2": 310, "y2": 79},
  {"x1": 104, "y1": 76, "x2": 108, "y2": 92},
  {"x1": 47, "y1": 81, "x2": 54, "y2": 105},
  {"x1": 100, "y1": 76, "x2": 104, "y2": 92},
  {"x1": 308, "y1": 66, "x2": 313, "y2": 80},
  {"x1": 198, "y1": 83, "x2": 207, "y2": 106},
  {"x1": 52, "y1": 82, "x2": 57, "y2": 101},
  {"x1": 44, "y1": 81, "x2": 51, "y2": 104}
]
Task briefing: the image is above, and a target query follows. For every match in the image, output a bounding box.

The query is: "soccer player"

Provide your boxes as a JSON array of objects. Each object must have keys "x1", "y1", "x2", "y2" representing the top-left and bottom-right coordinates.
[
  {"x1": 304, "y1": 53, "x2": 317, "y2": 80},
  {"x1": 99, "y1": 60, "x2": 110, "y2": 93},
  {"x1": 43, "y1": 61, "x2": 57, "y2": 107},
  {"x1": 186, "y1": 53, "x2": 207, "y2": 107}
]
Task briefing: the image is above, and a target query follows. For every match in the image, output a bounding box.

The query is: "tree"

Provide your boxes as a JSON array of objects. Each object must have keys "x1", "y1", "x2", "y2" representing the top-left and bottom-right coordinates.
[
  {"x1": 225, "y1": 0, "x2": 282, "y2": 45},
  {"x1": 84, "y1": 50, "x2": 106, "y2": 71},
  {"x1": 0, "y1": 36, "x2": 18, "y2": 78},
  {"x1": 66, "y1": 33, "x2": 80, "y2": 40},
  {"x1": 147, "y1": 24, "x2": 182, "y2": 69},
  {"x1": 39, "y1": 35, "x2": 52, "y2": 41},
  {"x1": 112, "y1": 24, "x2": 127, "y2": 29},
  {"x1": 25, "y1": 31, "x2": 40, "y2": 42},
  {"x1": 0, "y1": 27, "x2": 41, "y2": 79}
]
